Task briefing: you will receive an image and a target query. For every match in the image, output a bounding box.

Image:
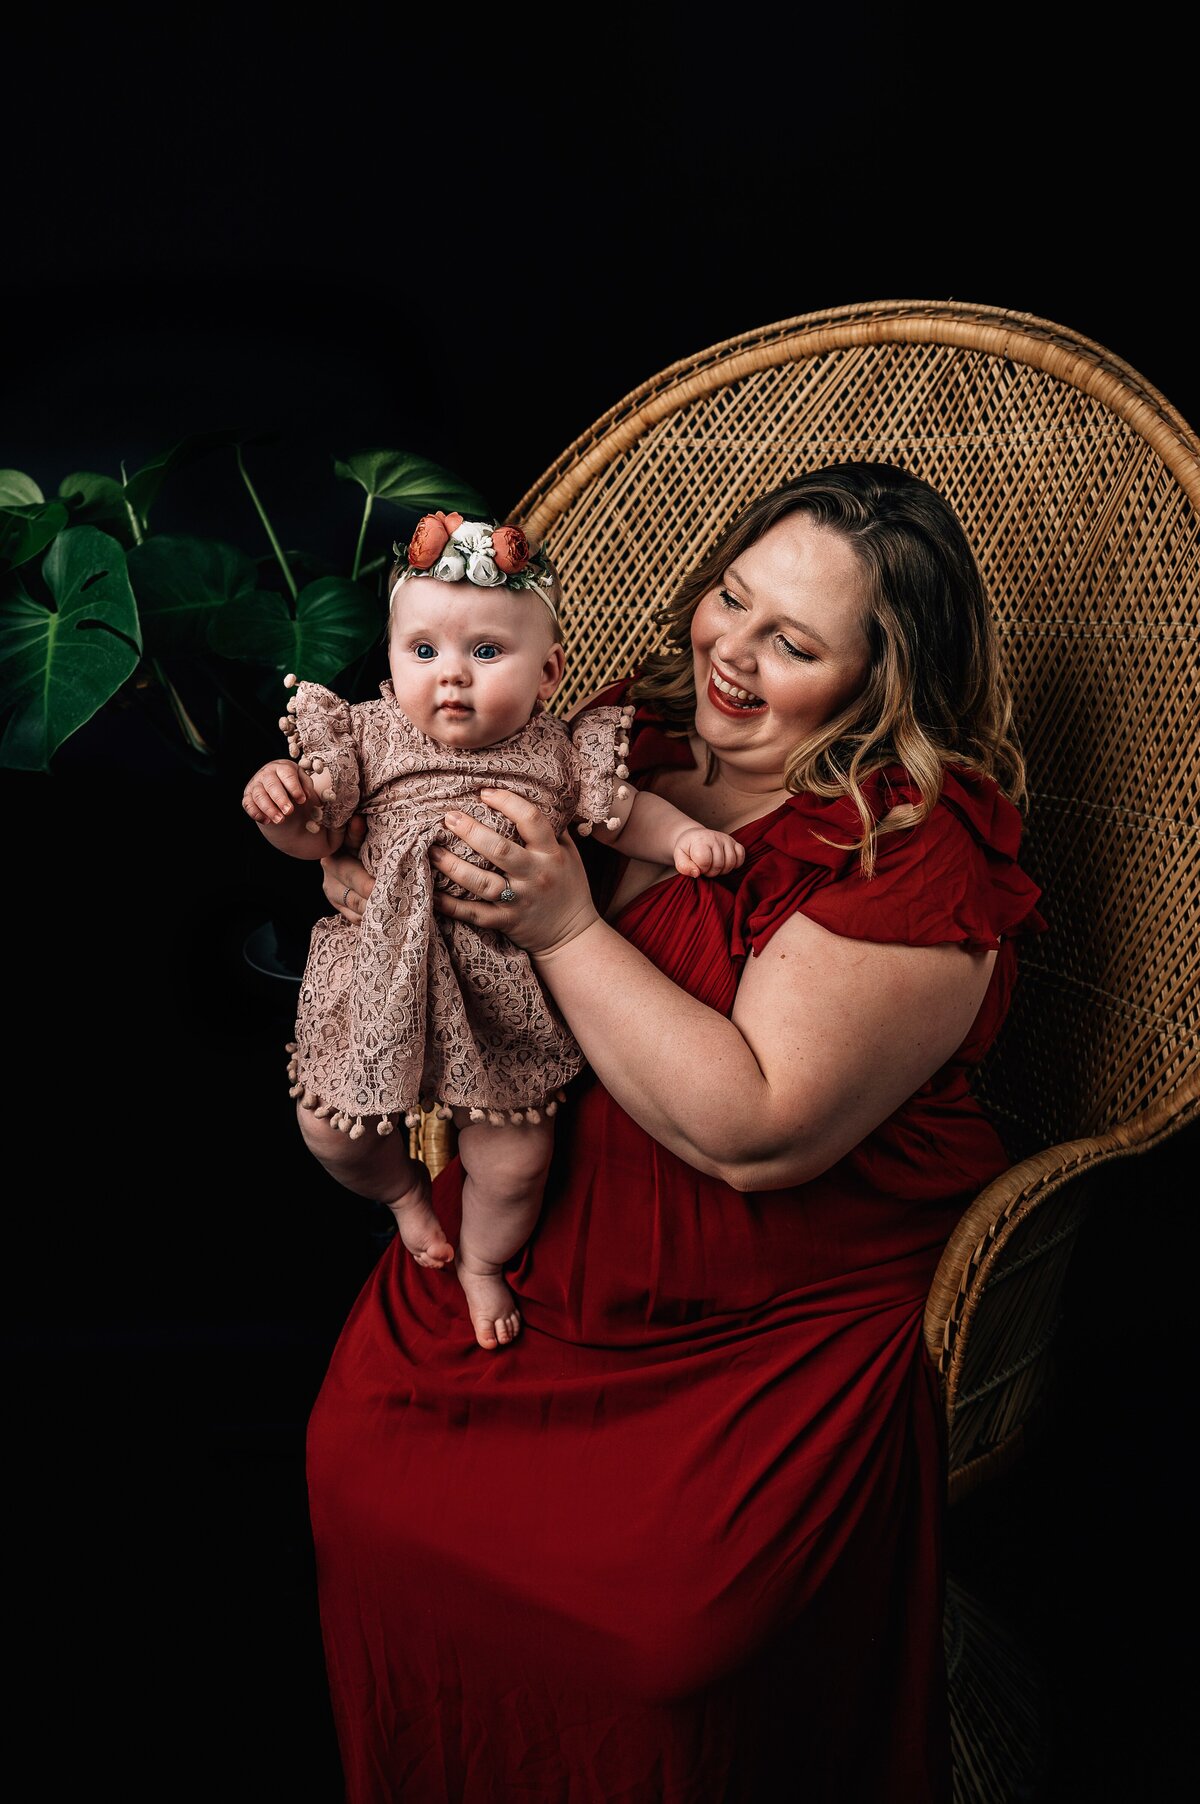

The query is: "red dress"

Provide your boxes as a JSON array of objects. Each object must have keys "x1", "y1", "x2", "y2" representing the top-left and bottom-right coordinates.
[{"x1": 306, "y1": 689, "x2": 1046, "y2": 1804}]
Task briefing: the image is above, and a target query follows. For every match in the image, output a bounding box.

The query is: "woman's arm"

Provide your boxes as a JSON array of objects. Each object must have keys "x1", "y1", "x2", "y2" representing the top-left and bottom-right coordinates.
[{"x1": 431, "y1": 789, "x2": 994, "y2": 1190}]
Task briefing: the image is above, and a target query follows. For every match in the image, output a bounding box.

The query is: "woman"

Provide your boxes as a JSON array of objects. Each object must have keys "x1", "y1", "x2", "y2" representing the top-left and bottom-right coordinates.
[{"x1": 306, "y1": 462, "x2": 1045, "y2": 1802}]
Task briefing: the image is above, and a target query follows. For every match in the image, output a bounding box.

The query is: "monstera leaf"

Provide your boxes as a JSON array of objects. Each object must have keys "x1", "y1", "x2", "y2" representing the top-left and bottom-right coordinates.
[
  {"x1": 0, "y1": 526, "x2": 141, "y2": 770},
  {"x1": 0, "y1": 471, "x2": 69, "y2": 570},
  {"x1": 127, "y1": 534, "x2": 279, "y2": 658},
  {"x1": 334, "y1": 450, "x2": 492, "y2": 517},
  {"x1": 56, "y1": 471, "x2": 132, "y2": 534},
  {"x1": 207, "y1": 574, "x2": 382, "y2": 684},
  {"x1": 58, "y1": 429, "x2": 258, "y2": 543}
]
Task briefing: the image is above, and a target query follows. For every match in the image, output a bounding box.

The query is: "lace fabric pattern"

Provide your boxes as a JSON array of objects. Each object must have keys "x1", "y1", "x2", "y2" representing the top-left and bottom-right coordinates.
[{"x1": 282, "y1": 681, "x2": 634, "y2": 1130}]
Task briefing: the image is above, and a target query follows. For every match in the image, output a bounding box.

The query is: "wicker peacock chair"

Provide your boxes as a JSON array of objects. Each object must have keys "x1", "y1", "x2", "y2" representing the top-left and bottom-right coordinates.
[{"x1": 411, "y1": 299, "x2": 1200, "y2": 1797}]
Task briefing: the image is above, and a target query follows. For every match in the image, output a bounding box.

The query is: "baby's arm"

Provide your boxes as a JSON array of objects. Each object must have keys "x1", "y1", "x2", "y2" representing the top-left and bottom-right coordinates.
[
  {"x1": 241, "y1": 758, "x2": 347, "y2": 859},
  {"x1": 589, "y1": 787, "x2": 745, "y2": 878}
]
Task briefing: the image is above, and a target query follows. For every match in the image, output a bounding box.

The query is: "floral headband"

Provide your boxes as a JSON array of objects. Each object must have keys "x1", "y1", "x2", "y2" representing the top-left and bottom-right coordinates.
[{"x1": 390, "y1": 512, "x2": 558, "y2": 615}]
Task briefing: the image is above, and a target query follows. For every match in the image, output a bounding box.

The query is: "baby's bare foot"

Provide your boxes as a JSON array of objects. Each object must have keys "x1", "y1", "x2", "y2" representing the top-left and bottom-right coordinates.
[
  {"x1": 456, "y1": 1261, "x2": 521, "y2": 1351},
  {"x1": 389, "y1": 1174, "x2": 453, "y2": 1268}
]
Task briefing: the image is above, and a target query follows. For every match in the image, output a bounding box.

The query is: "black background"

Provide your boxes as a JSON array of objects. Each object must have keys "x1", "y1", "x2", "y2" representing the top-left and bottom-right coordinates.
[{"x1": 5, "y1": 10, "x2": 1193, "y2": 1800}]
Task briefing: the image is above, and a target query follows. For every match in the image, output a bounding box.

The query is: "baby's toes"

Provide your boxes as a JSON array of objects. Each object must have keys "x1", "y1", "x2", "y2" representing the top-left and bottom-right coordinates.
[{"x1": 495, "y1": 1309, "x2": 522, "y2": 1346}]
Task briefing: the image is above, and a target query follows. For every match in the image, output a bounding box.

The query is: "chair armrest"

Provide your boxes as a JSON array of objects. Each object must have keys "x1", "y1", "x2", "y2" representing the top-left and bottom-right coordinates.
[{"x1": 925, "y1": 1078, "x2": 1199, "y2": 1499}]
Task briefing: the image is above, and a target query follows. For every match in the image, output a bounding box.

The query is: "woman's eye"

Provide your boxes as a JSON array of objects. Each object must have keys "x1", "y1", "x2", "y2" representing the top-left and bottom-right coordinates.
[
  {"x1": 718, "y1": 588, "x2": 743, "y2": 611},
  {"x1": 473, "y1": 643, "x2": 501, "y2": 661},
  {"x1": 414, "y1": 643, "x2": 437, "y2": 660},
  {"x1": 777, "y1": 637, "x2": 815, "y2": 662}
]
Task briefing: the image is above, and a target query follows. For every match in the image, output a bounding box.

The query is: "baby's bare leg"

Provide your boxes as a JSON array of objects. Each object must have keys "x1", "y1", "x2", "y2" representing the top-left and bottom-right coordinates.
[
  {"x1": 296, "y1": 1105, "x2": 454, "y2": 1268},
  {"x1": 454, "y1": 1116, "x2": 555, "y2": 1351}
]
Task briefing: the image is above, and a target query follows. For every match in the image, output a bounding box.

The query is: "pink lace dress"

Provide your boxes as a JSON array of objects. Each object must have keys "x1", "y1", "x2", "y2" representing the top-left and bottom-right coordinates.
[{"x1": 280, "y1": 679, "x2": 635, "y2": 1134}]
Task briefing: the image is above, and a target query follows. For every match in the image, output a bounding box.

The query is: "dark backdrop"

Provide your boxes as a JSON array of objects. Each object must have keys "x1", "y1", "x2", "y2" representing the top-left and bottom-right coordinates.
[{"x1": 5, "y1": 12, "x2": 1192, "y2": 1800}]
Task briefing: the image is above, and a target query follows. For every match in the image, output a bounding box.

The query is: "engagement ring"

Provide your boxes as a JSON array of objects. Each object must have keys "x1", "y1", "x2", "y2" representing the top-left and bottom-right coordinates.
[{"x1": 498, "y1": 885, "x2": 517, "y2": 903}]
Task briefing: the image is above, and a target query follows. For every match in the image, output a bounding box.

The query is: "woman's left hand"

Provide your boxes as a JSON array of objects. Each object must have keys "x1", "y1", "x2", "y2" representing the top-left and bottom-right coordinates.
[{"x1": 431, "y1": 788, "x2": 600, "y2": 958}]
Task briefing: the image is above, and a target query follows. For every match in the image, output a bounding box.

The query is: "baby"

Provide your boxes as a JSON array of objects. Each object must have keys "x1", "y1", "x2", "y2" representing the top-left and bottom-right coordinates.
[{"x1": 242, "y1": 512, "x2": 744, "y2": 1350}]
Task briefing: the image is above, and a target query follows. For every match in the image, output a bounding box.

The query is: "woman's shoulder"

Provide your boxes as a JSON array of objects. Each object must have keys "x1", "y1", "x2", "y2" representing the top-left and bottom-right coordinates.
[
  {"x1": 766, "y1": 764, "x2": 1021, "y2": 859},
  {"x1": 738, "y1": 763, "x2": 1045, "y2": 957}
]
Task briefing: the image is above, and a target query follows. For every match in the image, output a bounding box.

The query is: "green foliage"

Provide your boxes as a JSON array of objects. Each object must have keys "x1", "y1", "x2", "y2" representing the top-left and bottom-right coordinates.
[
  {"x1": 0, "y1": 436, "x2": 492, "y2": 773},
  {"x1": 0, "y1": 527, "x2": 141, "y2": 769}
]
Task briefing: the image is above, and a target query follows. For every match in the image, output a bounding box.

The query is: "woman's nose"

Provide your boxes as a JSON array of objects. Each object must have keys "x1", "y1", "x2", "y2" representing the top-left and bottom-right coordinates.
[{"x1": 715, "y1": 627, "x2": 754, "y2": 670}]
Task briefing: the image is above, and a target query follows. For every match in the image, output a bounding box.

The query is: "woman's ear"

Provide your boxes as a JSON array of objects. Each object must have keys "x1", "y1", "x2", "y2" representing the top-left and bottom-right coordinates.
[{"x1": 538, "y1": 641, "x2": 566, "y2": 705}]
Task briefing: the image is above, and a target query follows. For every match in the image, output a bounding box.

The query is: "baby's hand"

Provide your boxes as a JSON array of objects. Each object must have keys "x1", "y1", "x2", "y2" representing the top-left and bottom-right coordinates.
[
  {"x1": 672, "y1": 826, "x2": 746, "y2": 879},
  {"x1": 242, "y1": 759, "x2": 323, "y2": 829}
]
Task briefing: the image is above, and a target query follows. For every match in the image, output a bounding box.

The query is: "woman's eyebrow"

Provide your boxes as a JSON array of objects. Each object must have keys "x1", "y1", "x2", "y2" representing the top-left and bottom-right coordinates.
[{"x1": 726, "y1": 563, "x2": 831, "y2": 650}]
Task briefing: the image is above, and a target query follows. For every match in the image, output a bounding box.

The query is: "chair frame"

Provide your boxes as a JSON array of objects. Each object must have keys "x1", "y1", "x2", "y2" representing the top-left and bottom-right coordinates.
[{"x1": 417, "y1": 300, "x2": 1200, "y2": 1505}]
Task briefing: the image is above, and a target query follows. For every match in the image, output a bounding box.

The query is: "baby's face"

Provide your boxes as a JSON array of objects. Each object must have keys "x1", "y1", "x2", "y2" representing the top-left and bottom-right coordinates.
[{"x1": 388, "y1": 579, "x2": 565, "y2": 748}]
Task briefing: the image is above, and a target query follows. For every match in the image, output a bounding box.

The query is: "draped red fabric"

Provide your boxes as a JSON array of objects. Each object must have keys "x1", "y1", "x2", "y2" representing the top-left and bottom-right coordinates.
[{"x1": 306, "y1": 686, "x2": 1045, "y2": 1802}]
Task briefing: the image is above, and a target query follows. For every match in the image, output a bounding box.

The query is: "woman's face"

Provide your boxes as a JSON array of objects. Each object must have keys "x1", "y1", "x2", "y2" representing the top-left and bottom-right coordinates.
[{"x1": 690, "y1": 512, "x2": 872, "y2": 783}]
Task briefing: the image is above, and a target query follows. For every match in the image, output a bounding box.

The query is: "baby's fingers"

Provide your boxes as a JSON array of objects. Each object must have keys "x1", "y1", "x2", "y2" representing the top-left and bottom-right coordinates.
[
  {"x1": 244, "y1": 764, "x2": 307, "y2": 824},
  {"x1": 673, "y1": 847, "x2": 704, "y2": 878}
]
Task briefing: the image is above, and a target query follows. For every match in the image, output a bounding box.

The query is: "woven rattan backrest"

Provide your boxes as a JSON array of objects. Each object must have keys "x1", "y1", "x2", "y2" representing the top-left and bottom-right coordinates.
[{"x1": 511, "y1": 301, "x2": 1200, "y2": 1160}]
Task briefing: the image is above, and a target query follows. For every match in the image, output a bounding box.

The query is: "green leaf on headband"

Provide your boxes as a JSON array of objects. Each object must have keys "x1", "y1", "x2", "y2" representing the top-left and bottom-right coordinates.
[
  {"x1": 207, "y1": 574, "x2": 381, "y2": 682},
  {"x1": 334, "y1": 449, "x2": 491, "y2": 517},
  {"x1": 0, "y1": 526, "x2": 141, "y2": 770}
]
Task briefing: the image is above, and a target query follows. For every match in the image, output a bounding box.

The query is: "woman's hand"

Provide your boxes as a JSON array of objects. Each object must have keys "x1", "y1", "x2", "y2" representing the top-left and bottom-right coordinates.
[
  {"x1": 431, "y1": 788, "x2": 600, "y2": 958},
  {"x1": 320, "y1": 813, "x2": 372, "y2": 920}
]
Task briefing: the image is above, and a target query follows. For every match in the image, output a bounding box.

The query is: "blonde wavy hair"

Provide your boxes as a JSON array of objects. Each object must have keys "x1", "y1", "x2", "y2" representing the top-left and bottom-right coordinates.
[{"x1": 630, "y1": 462, "x2": 1026, "y2": 877}]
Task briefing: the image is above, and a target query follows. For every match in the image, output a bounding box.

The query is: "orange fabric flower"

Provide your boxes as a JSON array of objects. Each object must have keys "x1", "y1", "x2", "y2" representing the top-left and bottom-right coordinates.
[
  {"x1": 492, "y1": 525, "x2": 531, "y2": 574},
  {"x1": 406, "y1": 511, "x2": 465, "y2": 570}
]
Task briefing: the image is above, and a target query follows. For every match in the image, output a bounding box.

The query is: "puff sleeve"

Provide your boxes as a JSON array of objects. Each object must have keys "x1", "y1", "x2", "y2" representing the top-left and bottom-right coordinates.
[
  {"x1": 731, "y1": 766, "x2": 1046, "y2": 960},
  {"x1": 279, "y1": 676, "x2": 363, "y2": 832},
  {"x1": 567, "y1": 704, "x2": 638, "y2": 834}
]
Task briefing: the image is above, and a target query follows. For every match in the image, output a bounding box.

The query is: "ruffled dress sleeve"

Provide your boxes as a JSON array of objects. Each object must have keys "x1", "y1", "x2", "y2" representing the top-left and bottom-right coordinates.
[
  {"x1": 279, "y1": 677, "x2": 363, "y2": 832},
  {"x1": 731, "y1": 765, "x2": 1046, "y2": 961},
  {"x1": 567, "y1": 703, "x2": 638, "y2": 834}
]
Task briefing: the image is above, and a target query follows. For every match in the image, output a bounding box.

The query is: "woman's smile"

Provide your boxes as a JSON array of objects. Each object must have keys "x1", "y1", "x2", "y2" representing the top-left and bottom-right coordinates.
[{"x1": 707, "y1": 661, "x2": 768, "y2": 714}]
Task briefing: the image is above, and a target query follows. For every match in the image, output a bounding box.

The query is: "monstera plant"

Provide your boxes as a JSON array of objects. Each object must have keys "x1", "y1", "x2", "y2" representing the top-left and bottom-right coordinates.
[{"x1": 0, "y1": 433, "x2": 490, "y2": 773}]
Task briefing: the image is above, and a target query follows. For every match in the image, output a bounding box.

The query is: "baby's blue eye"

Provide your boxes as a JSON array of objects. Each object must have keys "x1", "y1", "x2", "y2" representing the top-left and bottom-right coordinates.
[
  {"x1": 414, "y1": 643, "x2": 437, "y2": 660},
  {"x1": 474, "y1": 643, "x2": 500, "y2": 661}
]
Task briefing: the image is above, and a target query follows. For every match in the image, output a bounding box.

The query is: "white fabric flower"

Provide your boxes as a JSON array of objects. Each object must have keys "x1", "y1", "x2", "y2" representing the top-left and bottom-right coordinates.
[
  {"x1": 466, "y1": 551, "x2": 506, "y2": 587},
  {"x1": 449, "y1": 522, "x2": 492, "y2": 555},
  {"x1": 432, "y1": 552, "x2": 467, "y2": 583}
]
